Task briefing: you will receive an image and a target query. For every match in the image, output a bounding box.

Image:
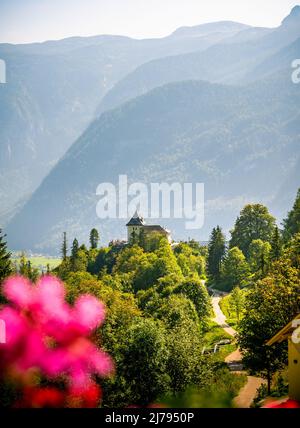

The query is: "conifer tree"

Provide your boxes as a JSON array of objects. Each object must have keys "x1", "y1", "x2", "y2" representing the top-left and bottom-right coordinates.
[
  {"x1": 283, "y1": 188, "x2": 300, "y2": 242},
  {"x1": 0, "y1": 229, "x2": 11, "y2": 283},
  {"x1": 270, "y1": 226, "x2": 282, "y2": 261},
  {"x1": 207, "y1": 226, "x2": 226, "y2": 283},
  {"x1": 71, "y1": 238, "x2": 79, "y2": 260},
  {"x1": 18, "y1": 253, "x2": 39, "y2": 282},
  {"x1": 89, "y1": 228, "x2": 100, "y2": 249},
  {"x1": 61, "y1": 232, "x2": 68, "y2": 261}
]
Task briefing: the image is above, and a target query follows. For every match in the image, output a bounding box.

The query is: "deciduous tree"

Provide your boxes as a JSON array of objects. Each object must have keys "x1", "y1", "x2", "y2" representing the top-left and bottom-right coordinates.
[
  {"x1": 220, "y1": 247, "x2": 250, "y2": 291},
  {"x1": 230, "y1": 204, "x2": 276, "y2": 258},
  {"x1": 248, "y1": 239, "x2": 271, "y2": 277}
]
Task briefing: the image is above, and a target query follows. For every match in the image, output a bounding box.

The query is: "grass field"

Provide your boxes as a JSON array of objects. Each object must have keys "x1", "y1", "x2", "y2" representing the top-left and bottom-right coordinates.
[
  {"x1": 219, "y1": 295, "x2": 238, "y2": 328},
  {"x1": 203, "y1": 321, "x2": 236, "y2": 362},
  {"x1": 12, "y1": 255, "x2": 61, "y2": 272},
  {"x1": 28, "y1": 257, "x2": 61, "y2": 270},
  {"x1": 219, "y1": 292, "x2": 247, "y2": 330}
]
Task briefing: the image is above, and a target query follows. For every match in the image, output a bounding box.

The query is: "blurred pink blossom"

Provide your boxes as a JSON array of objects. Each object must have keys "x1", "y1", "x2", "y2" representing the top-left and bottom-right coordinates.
[{"x1": 0, "y1": 275, "x2": 113, "y2": 407}]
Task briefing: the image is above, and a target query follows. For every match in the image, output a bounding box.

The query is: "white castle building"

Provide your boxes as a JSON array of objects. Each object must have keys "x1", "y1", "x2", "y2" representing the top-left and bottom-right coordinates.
[{"x1": 126, "y1": 211, "x2": 171, "y2": 244}]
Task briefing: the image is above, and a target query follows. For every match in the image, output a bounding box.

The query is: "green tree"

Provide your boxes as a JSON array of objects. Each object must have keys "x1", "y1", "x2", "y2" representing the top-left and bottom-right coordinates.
[
  {"x1": 138, "y1": 229, "x2": 146, "y2": 249},
  {"x1": 88, "y1": 247, "x2": 114, "y2": 275},
  {"x1": 238, "y1": 238, "x2": 300, "y2": 393},
  {"x1": 0, "y1": 229, "x2": 11, "y2": 283},
  {"x1": 71, "y1": 249, "x2": 88, "y2": 272},
  {"x1": 174, "y1": 243, "x2": 206, "y2": 278},
  {"x1": 26, "y1": 261, "x2": 39, "y2": 282},
  {"x1": 143, "y1": 232, "x2": 165, "y2": 252},
  {"x1": 248, "y1": 239, "x2": 271, "y2": 277},
  {"x1": 152, "y1": 239, "x2": 183, "y2": 283},
  {"x1": 230, "y1": 204, "x2": 276, "y2": 258},
  {"x1": 187, "y1": 240, "x2": 208, "y2": 257},
  {"x1": 170, "y1": 278, "x2": 211, "y2": 330},
  {"x1": 71, "y1": 238, "x2": 79, "y2": 260},
  {"x1": 220, "y1": 247, "x2": 250, "y2": 291},
  {"x1": 18, "y1": 253, "x2": 39, "y2": 282},
  {"x1": 89, "y1": 228, "x2": 100, "y2": 249},
  {"x1": 56, "y1": 258, "x2": 71, "y2": 281},
  {"x1": 121, "y1": 318, "x2": 170, "y2": 406},
  {"x1": 113, "y1": 244, "x2": 154, "y2": 287},
  {"x1": 207, "y1": 226, "x2": 226, "y2": 283},
  {"x1": 154, "y1": 295, "x2": 209, "y2": 394},
  {"x1": 129, "y1": 229, "x2": 138, "y2": 246},
  {"x1": 283, "y1": 188, "x2": 300, "y2": 242},
  {"x1": 61, "y1": 232, "x2": 68, "y2": 261},
  {"x1": 166, "y1": 319, "x2": 207, "y2": 394},
  {"x1": 114, "y1": 240, "x2": 183, "y2": 292},
  {"x1": 229, "y1": 287, "x2": 245, "y2": 322},
  {"x1": 239, "y1": 278, "x2": 295, "y2": 393},
  {"x1": 270, "y1": 226, "x2": 282, "y2": 262},
  {"x1": 155, "y1": 294, "x2": 199, "y2": 328},
  {"x1": 18, "y1": 253, "x2": 29, "y2": 277}
]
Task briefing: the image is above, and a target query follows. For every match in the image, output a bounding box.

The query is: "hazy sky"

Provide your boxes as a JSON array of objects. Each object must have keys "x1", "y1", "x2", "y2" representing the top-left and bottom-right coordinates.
[{"x1": 0, "y1": 0, "x2": 298, "y2": 44}]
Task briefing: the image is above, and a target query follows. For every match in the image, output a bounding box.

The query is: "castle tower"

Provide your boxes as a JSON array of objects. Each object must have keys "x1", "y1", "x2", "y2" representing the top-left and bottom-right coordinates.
[{"x1": 126, "y1": 210, "x2": 145, "y2": 243}]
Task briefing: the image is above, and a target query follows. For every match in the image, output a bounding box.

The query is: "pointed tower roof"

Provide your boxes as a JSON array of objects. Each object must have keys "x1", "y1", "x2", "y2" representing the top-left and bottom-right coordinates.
[{"x1": 126, "y1": 210, "x2": 145, "y2": 226}]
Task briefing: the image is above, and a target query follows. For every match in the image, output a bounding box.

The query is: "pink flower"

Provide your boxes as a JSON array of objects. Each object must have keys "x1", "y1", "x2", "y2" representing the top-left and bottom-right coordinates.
[
  {"x1": 73, "y1": 295, "x2": 106, "y2": 332},
  {"x1": 0, "y1": 275, "x2": 113, "y2": 407},
  {"x1": 3, "y1": 276, "x2": 34, "y2": 308},
  {"x1": 0, "y1": 307, "x2": 28, "y2": 348}
]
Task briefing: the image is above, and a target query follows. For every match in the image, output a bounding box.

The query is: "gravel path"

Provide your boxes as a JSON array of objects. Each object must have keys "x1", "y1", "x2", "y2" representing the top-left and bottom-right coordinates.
[
  {"x1": 212, "y1": 296, "x2": 237, "y2": 337},
  {"x1": 234, "y1": 376, "x2": 267, "y2": 408},
  {"x1": 211, "y1": 291, "x2": 266, "y2": 408}
]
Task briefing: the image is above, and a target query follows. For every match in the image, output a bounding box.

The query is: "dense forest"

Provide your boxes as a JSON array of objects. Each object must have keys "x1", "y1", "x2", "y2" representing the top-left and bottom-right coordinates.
[{"x1": 0, "y1": 188, "x2": 299, "y2": 408}]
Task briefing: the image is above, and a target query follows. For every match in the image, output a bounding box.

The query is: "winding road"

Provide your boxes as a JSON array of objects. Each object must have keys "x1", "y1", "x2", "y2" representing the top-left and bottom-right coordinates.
[
  {"x1": 212, "y1": 295, "x2": 237, "y2": 337},
  {"x1": 211, "y1": 292, "x2": 266, "y2": 408}
]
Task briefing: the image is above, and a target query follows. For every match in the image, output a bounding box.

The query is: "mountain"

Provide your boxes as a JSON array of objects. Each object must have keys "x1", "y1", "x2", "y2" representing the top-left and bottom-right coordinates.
[
  {"x1": 169, "y1": 21, "x2": 249, "y2": 39},
  {"x1": 96, "y1": 6, "x2": 300, "y2": 116},
  {"x1": 6, "y1": 73, "x2": 300, "y2": 253},
  {"x1": 242, "y1": 37, "x2": 300, "y2": 83},
  {"x1": 282, "y1": 4, "x2": 300, "y2": 26},
  {"x1": 0, "y1": 21, "x2": 249, "y2": 225}
]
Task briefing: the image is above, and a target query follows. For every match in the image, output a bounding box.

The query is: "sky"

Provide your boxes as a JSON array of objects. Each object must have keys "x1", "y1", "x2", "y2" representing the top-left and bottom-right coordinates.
[{"x1": 0, "y1": 0, "x2": 298, "y2": 44}]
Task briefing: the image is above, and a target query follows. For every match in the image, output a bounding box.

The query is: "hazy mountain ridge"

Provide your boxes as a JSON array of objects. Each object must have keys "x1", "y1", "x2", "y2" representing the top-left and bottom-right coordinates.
[
  {"x1": 6, "y1": 73, "x2": 300, "y2": 253},
  {"x1": 96, "y1": 6, "x2": 300, "y2": 116},
  {"x1": 3, "y1": 7, "x2": 300, "y2": 253},
  {"x1": 0, "y1": 20, "x2": 251, "y2": 225}
]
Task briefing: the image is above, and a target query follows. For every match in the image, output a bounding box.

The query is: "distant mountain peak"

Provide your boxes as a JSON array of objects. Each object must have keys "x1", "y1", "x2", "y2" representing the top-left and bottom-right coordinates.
[
  {"x1": 282, "y1": 5, "x2": 300, "y2": 25},
  {"x1": 290, "y1": 5, "x2": 300, "y2": 16},
  {"x1": 170, "y1": 21, "x2": 249, "y2": 38}
]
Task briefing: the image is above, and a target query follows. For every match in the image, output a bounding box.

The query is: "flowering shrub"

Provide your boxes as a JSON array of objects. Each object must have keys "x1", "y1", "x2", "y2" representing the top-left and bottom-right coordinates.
[{"x1": 0, "y1": 276, "x2": 113, "y2": 408}]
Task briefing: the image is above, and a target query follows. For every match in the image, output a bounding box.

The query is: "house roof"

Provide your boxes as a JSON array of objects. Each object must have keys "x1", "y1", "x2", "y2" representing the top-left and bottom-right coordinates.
[
  {"x1": 126, "y1": 210, "x2": 145, "y2": 227},
  {"x1": 266, "y1": 314, "x2": 300, "y2": 346},
  {"x1": 126, "y1": 211, "x2": 171, "y2": 235},
  {"x1": 143, "y1": 225, "x2": 170, "y2": 234}
]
